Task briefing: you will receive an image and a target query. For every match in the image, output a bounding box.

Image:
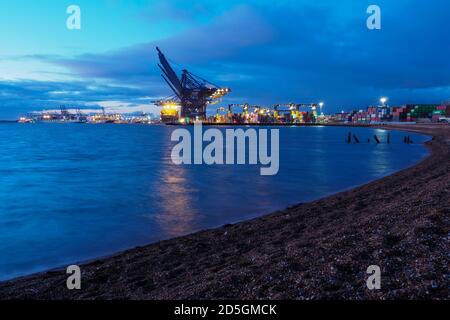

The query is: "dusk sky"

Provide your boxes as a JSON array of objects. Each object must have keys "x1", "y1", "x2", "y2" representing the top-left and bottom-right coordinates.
[{"x1": 0, "y1": 0, "x2": 449, "y2": 119}]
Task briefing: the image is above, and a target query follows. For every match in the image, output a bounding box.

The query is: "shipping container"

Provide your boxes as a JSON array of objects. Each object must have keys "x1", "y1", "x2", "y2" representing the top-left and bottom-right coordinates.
[{"x1": 432, "y1": 115, "x2": 441, "y2": 122}]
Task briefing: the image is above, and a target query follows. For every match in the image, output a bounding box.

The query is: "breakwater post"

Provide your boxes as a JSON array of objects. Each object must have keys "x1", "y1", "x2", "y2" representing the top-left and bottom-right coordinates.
[
  {"x1": 374, "y1": 135, "x2": 381, "y2": 144},
  {"x1": 404, "y1": 136, "x2": 413, "y2": 144}
]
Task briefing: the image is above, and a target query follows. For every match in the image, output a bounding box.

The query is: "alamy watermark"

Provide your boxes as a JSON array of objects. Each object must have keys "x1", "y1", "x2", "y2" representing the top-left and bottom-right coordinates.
[
  {"x1": 170, "y1": 122, "x2": 280, "y2": 176},
  {"x1": 63, "y1": 5, "x2": 379, "y2": 33},
  {"x1": 66, "y1": 5, "x2": 81, "y2": 30},
  {"x1": 367, "y1": 5, "x2": 381, "y2": 30},
  {"x1": 66, "y1": 265, "x2": 81, "y2": 290},
  {"x1": 366, "y1": 265, "x2": 381, "y2": 290}
]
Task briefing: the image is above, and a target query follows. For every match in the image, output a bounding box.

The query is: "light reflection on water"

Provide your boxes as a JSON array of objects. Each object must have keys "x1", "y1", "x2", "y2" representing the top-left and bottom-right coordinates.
[
  {"x1": 154, "y1": 164, "x2": 199, "y2": 238},
  {"x1": 0, "y1": 124, "x2": 429, "y2": 280}
]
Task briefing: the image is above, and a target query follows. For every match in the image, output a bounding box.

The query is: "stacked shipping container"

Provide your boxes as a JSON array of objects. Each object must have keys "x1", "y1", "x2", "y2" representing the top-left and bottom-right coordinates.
[{"x1": 330, "y1": 103, "x2": 449, "y2": 124}]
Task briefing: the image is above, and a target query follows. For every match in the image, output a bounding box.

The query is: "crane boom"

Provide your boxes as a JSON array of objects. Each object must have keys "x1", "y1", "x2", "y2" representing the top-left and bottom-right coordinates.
[{"x1": 156, "y1": 47, "x2": 183, "y2": 94}]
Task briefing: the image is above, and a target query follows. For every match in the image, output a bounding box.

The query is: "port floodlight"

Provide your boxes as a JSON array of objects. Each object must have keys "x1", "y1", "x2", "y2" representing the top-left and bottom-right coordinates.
[
  {"x1": 380, "y1": 97, "x2": 388, "y2": 105},
  {"x1": 319, "y1": 102, "x2": 325, "y2": 115}
]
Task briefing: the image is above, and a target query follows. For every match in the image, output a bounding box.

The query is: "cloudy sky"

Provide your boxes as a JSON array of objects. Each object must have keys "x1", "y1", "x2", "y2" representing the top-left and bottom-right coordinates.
[{"x1": 0, "y1": 0, "x2": 449, "y2": 119}]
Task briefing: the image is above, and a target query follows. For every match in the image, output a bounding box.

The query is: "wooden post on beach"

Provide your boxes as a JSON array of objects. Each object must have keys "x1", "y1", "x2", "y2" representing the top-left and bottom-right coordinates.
[{"x1": 374, "y1": 135, "x2": 381, "y2": 144}]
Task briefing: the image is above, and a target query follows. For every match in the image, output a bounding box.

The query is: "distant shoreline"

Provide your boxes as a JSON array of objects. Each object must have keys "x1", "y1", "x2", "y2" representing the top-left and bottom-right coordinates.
[
  {"x1": 2, "y1": 120, "x2": 420, "y2": 127},
  {"x1": 0, "y1": 123, "x2": 448, "y2": 300}
]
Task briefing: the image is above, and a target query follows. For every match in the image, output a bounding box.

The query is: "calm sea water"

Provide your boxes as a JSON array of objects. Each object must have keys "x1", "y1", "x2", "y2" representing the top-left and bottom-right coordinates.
[{"x1": 0, "y1": 124, "x2": 429, "y2": 280}]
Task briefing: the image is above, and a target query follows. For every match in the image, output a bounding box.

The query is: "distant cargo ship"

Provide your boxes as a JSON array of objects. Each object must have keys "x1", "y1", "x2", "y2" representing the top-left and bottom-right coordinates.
[
  {"x1": 18, "y1": 106, "x2": 87, "y2": 124},
  {"x1": 18, "y1": 106, "x2": 157, "y2": 125},
  {"x1": 37, "y1": 113, "x2": 87, "y2": 123},
  {"x1": 88, "y1": 108, "x2": 124, "y2": 124},
  {"x1": 17, "y1": 117, "x2": 35, "y2": 123},
  {"x1": 159, "y1": 102, "x2": 180, "y2": 123}
]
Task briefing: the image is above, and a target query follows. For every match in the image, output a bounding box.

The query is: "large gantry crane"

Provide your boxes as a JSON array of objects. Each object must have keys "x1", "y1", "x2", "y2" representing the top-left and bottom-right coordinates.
[{"x1": 155, "y1": 47, "x2": 231, "y2": 123}]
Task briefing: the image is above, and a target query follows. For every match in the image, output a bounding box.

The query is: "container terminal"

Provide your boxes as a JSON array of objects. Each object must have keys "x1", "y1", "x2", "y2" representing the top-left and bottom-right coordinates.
[
  {"x1": 18, "y1": 102, "x2": 450, "y2": 125},
  {"x1": 17, "y1": 48, "x2": 450, "y2": 125},
  {"x1": 154, "y1": 47, "x2": 450, "y2": 125}
]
